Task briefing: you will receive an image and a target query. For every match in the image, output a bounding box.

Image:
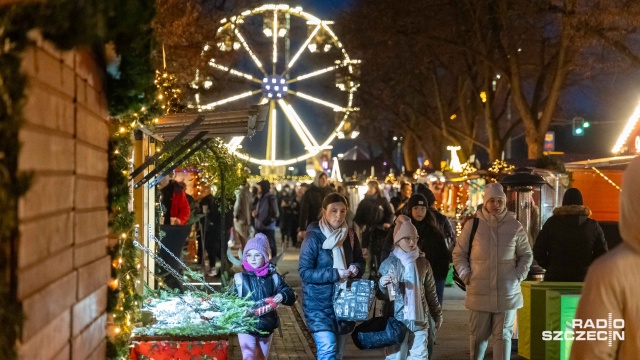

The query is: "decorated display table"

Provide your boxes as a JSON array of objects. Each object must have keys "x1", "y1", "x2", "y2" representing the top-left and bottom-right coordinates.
[
  {"x1": 130, "y1": 335, "x2": 229, "y2": 360},
  {"x1": 518, "y1": 281, "x2": 582, "y2": 360}
]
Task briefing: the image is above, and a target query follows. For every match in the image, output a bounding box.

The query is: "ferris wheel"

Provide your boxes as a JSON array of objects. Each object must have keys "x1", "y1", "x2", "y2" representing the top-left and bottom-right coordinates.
[{"x1": 193, "y1": 4, "x2": 359, "y2": 167}]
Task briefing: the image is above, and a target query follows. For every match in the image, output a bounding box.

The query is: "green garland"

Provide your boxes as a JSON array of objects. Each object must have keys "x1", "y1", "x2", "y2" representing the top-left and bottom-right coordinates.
[
  {"x1": 0, "y1": 2, "x2": 253, "y2": 358},
  {"x1": 132, "y1": 287, "x2": 258, "y2": 337},
  {"x1": 187, "y1": 140, "x2": 247, "y2": 210},
  {"x1": 0, "y1": 1, "x2": 157, "y2": 359}
]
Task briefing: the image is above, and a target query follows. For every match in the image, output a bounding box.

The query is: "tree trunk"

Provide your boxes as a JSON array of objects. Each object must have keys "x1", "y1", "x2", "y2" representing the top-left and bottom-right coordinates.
[
  {"x1": 526, "y1": 131, "x2": 544, "y2": 159},
  {"x1": 403, "y1": 135, "x2": 420, "y2": 172}
]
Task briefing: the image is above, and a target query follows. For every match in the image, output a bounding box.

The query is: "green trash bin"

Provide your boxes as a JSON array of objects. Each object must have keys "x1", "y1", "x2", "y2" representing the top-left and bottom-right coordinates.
[{"x1": 518, "y1": 282, "x2": 583, "y2": 360}]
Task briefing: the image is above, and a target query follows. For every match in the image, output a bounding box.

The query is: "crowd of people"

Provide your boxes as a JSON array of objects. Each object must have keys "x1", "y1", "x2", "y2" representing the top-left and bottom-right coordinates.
[{"x1": 158, "y1": 163, "x2": 639, "y2": 359}]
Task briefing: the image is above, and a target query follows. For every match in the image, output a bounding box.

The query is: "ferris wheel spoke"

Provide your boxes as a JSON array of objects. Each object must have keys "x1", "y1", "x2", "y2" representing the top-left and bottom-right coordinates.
[
  {"x1": 200, "y1": 89, "x2": 261, "y2": 110},
  {"x1": 272, "y1": 10, "x2": 278, "y2": 74},
  {"x1": 208, "y1": 60, "x2": 262, "y2": 84},
  {"x1": 277, "y1": 99, "x2": 320, "y2": 152},
  {"x1": 282, "y1": 24, "x2": 321, "y2": 77},
  {"x1": 233, "y1": 26, "x2": 268, "y2": 76},
  {"x1": 287, "y1": 65, "x2": 340, "y2": 84},
  {"x1": 288, "y1": 90, "x2": 347, "y2": 112}
]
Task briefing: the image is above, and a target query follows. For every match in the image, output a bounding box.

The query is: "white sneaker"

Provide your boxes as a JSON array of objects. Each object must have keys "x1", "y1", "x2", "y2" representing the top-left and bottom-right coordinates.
[{"x1": 207, "y1": 268, "x2": 218, "y2": 277}]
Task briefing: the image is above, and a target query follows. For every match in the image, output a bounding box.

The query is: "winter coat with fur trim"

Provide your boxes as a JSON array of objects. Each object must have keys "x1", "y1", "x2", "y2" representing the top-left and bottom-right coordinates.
[
  {"x1": 533, "y1": 205, "x2": 608, "y2": 282},
  {"x1": 452, "y1": 209, "x2": 533, "y2": 312}
]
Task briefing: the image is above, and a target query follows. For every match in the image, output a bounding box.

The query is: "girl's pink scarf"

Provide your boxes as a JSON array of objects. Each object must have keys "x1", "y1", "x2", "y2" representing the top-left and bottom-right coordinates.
[{"x1": 242, "y1": 260, "x2": 270, "y2": 277}]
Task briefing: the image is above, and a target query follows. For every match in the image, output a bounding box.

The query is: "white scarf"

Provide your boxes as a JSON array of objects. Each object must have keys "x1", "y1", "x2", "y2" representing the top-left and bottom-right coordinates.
[
  {"x1": 319, "y1": 217, "x2": 349, "y2": 290},
  {"x1": 482, "y1": 206, "x2": 508, "y2": 223},
  {"x1": 393, "y1": 247, "x2": 425, "y2": 322}
]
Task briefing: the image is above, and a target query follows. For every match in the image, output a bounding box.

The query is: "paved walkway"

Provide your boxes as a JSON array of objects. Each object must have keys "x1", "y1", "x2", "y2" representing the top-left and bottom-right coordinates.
[{"x1": 228, "y1": 233, "x2": 521, "y2": 359}]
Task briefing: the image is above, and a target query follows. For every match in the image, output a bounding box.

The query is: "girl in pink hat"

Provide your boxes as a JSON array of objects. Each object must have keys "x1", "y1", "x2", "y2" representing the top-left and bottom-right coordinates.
[
  {"x1": 234, "y1": 233, "x2": 296, "y2": 360},
  {"x1": 379, "y1": 215, "x2": 443, "y2": 359}
]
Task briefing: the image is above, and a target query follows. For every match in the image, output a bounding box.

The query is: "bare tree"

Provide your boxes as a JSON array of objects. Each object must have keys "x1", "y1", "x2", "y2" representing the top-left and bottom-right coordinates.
[{"x1": 342, "y1": 0, "x2": 640, "y2": 163}]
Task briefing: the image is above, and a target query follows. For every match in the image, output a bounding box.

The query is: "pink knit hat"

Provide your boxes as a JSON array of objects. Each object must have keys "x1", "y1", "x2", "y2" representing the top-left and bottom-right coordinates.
[
  {"x1": 243, "y1": 233, "x2": 271, "y2": 261},
  {"x1": 393, "y1": 215, "x2": 419, "y2": 243}
]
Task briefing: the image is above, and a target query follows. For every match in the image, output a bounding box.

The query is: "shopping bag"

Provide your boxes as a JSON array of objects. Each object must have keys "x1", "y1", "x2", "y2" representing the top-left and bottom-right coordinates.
[
  {"x1": 333, "y1": 279, "x2": 375, "y2": 321},
  {"x1": 351, "y1": 315, "x2": 407, "y2": 349}
]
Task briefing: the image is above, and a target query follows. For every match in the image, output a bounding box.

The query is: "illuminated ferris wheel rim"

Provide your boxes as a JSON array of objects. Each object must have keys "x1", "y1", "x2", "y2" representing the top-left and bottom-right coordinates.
[{"x1": 194, "y1": 3, "x2": 359, "y2": 166}]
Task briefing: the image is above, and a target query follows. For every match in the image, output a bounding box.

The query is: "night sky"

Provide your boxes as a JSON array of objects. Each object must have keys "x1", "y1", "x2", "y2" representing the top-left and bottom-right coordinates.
[{"x1": 232, "y1": 1, "x2": 640, "y2": 170}]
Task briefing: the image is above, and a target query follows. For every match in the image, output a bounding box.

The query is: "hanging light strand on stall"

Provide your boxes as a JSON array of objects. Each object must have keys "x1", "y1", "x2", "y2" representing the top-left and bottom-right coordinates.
[{"x1": 591, "y1": 166, "x2": 622, "y2": 192}]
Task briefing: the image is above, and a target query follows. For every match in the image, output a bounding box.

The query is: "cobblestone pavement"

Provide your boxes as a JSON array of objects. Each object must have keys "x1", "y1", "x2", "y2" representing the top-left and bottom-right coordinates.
[{"x1": 228, "y1": 232, "x2": 521, "y2": 359}]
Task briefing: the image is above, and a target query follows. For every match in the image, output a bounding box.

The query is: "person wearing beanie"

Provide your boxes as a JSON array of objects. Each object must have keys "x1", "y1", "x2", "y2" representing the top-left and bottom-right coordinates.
[
  {"x1": 533, "y1": 187, "x2": 607, "y2": 282},
  {"x1": 379, "y1": 215, "x2": 443, "y2": 359},
  {"x1": 299, "y1": 193, "x2": 365, "y2": 360},
  {"x1": 234, "y1": 233, "x2": 296, "y2": 360},
  {"x1": 453, "y1": 182, "x2": 532, "y2": 359},
  {"x1": 382, "y1": 194, "x2": 451, "y2": 305},
  {"x1": 562, "y1": 187, "x2": 583, "y2": 206},
  {"x1": 416, "y1": 185, "x2": 457, "y2": 260},
  {"x1": 570, "y1": 156, "x2": 640, "y2": 359}
]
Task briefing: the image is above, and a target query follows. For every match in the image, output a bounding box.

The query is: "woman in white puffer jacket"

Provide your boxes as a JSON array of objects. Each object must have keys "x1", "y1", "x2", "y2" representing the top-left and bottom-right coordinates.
[{"x1": 453, "y1": 183, "x2": 533, "y2": 360}]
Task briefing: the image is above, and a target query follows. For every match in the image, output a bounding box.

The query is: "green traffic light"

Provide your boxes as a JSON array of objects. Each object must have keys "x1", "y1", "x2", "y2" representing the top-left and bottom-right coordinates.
[
  {"x1": 582, "y1": 121, "x2": 590, "y2": 128},
  {"x1": 575, "y1": 128, "x2": 584, "y2": 135}
]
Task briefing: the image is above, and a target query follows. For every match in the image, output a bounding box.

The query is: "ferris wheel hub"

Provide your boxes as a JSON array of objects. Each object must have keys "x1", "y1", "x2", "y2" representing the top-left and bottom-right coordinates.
[{"x1": 262, "y1": 75, "x2": 288, "y2": 99}]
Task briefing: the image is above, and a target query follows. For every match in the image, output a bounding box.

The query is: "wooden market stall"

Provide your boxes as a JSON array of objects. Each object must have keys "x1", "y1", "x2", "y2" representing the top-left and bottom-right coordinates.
[{"x1": 128, "y1": 106, "x2": 267, "y2": 359}]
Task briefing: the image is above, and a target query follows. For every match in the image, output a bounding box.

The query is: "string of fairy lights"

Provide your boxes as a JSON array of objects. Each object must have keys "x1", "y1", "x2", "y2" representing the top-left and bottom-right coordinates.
[{"x1": 107, "y1": 69, "x2": 184, "y2": 358}]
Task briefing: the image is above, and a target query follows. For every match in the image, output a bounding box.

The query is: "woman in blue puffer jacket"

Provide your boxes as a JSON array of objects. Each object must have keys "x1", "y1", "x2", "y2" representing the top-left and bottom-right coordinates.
[{"x1": 299, "y1": 193, "x2": 365, "y2": 360}]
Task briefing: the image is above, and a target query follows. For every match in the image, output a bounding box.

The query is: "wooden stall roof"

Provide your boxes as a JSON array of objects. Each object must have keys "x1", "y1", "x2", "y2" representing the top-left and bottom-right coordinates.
[
  {"x1": 153, "y1": 105, "x2": 268, "y2": 141},
  {"x1": 565, "y1": 155, "x2": 637, "y2": 171}
]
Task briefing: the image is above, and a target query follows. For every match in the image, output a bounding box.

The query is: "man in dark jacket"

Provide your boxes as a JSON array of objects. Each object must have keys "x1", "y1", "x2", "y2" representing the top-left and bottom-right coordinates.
[
  {"x1": 534, "y1": 188, "x2": 608, "y2": 282},
  {"x1": 198, "y1": 187, "x2": 232, "y2": 277},
  {"x1": 253, "y1": 180, "x2": 280, "y2": 260},
  {"x1": 289, "y1": 184, "x2": 308, "y2": 248},
  {"x1": 354, "y1": 181, "x2": 394, "y2": 273},
  {"x1": 390, "y1": 181, "x2": 413, "y2": 216},
  {"x1": 298, "y1": 172, "x2": 334, "y2": 238}
]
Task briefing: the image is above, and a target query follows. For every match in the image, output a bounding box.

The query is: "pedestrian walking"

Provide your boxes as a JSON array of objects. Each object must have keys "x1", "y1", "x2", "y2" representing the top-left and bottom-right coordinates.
[
  {"x1": 569, "y1": 157, "x2": 640, "y2": 359},
  {"x1": 279, "y1": 185, "x2": 293, "y2": 246},
  {"x1": 298, "y1": 172, "x2": 334, "y2": 239},
  {"x1": 417, "y1": 184, "x2": 456, "y2": 250},
  {"x1": 533, "y1": 187, "x2": 608, "y2": 282},
  {"x1": 390, "y1": 182, "x2": 413, "y2": 217},
  {"x1": 234, "y1": 233, "x2": 296, "y2": 360},
  {"x1": 289, "y1": 184, "x2": 307, "y2": 247},
  {"x1": 452, "y1": 182, "x2": 533, "y2": 360},
  {"x1": 382, "y1": 194, "x2": 450, "y2": 306},
  {"x1": 253, "y1": 180, "x2": 279, "y2": 261},
  {"x1": 379, "y1": 215, "x2": 443, "y2": 359},
  {"x1": 299, "y1": 193, "x2": 365, "y2": 360},
  {"x1": 354, "y1": 180, "x2": 394, "y2": 274},
  {"x1": 234, "y1": 178, "x2": 253, "y2": 249}
]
